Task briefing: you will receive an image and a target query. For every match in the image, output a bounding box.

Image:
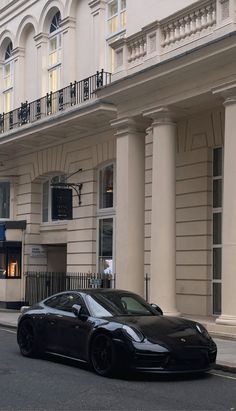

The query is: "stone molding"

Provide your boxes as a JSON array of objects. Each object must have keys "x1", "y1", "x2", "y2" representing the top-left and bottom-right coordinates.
[
  {"x1": 143, "y1": 106, "x2": 177, "y2": 127},
  {"x1": 110, "y1": 117, "x2": 146, "y2": 137}
]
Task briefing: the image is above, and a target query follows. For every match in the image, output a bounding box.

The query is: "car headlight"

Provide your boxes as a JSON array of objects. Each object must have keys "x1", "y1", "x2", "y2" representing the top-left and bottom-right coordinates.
[
  {"x1": 196, "y1": 323, "x2": 210, "y2": 339},
  {"x1": 122, "y1": 325, "x2": 144, "y2": 342}
]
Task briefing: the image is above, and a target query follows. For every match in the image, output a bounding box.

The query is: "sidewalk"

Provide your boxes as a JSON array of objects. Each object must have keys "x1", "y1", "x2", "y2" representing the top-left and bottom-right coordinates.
[{"x1": 0, "y1": 310, "x2": 236, "y2": 373}]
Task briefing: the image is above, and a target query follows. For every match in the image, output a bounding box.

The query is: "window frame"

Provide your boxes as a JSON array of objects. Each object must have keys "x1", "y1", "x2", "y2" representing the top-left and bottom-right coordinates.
[
  {"x1": 107, "y1": 0, "x2": 126, "y2": 38},
  {"x1": 0, "y1": 245, "x2": 22, "y2": 279},
  {"x1": 44, "y1": 292, "x2": 88, "y2": 314},
  {"x1": 0, "y1": 181, "x2": 10, "y2": 220},
  {"x1": 212, "y1": 147, "x2": 223, "y2": 316},
  {"x1": 48, "y1": 12, "x2": 62, "y2": 93},
  {"x1": 97, "y1": 162, "x2": 116, "y2": 275},
  {"x1": 41, "y1": 174, "x2": 68, "y2": 224},
  {"x1": 2, "y1": 42, "x2": 14, "y2": 113}
]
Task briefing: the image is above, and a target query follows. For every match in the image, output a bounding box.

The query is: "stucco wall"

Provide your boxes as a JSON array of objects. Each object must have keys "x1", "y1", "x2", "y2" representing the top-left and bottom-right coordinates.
[
  {"x1": 11, "y1": 132, "x2": 116, "y2": 275},
  {"x1": 127, "y1": 0, "x2": 198, "y2": 36}
]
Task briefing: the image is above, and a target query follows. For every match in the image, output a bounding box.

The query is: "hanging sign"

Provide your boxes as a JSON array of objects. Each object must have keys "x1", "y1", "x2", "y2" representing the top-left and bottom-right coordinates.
[{"x1": 51, "y1": 188, "x2": 73, "y2": 220}]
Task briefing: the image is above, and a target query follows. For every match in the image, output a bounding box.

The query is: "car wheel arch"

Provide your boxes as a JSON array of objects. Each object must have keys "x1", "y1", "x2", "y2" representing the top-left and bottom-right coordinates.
[{"x1": 88, "y1": 328, "x2": 113, "y2": 356}]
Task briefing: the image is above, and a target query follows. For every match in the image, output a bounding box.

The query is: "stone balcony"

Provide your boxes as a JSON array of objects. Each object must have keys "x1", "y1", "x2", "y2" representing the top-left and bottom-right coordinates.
[{"x1": 109, "y1": 0, "x2": 236, "y2": 79}]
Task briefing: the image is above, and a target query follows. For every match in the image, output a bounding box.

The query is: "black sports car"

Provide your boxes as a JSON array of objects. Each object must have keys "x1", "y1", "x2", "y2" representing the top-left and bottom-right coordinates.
[{"x1": 17, "y1": 289, "x2": 217, "y2": 376}]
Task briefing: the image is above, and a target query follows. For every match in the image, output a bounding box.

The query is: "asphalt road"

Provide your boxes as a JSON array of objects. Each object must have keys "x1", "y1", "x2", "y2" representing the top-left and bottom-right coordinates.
[{"x1": 0, "y1": 327, "x2": 236, "y2": 411}]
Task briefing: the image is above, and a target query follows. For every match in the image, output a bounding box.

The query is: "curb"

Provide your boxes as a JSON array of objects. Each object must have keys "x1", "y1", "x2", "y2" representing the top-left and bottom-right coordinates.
[
  {"x1": 0, "y1": 322, "x2": 17, "y2": 330},
  {"x1": 214, "y1": 362, "x2": 236, "y2": 374}
]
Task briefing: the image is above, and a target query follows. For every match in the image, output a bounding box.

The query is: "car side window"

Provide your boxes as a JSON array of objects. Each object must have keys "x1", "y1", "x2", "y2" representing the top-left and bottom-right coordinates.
[
  {"x1": 45, "y1": 293, "x2": 87, "y2": 314},
  {"x1": 57, "y1": 294, "x2": 82, "y2": 312},
  {"x1": 45, "y1": 295, "x2": 62, "y2": 308},
  {"x1": 120, "y1": 296, "x2": 151, "y2": 315}
]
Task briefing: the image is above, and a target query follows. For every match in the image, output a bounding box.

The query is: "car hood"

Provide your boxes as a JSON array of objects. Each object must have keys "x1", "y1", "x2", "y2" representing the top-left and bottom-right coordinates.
[{"x1": 111, "y1": 315, "x2": 210, "y2": 347}]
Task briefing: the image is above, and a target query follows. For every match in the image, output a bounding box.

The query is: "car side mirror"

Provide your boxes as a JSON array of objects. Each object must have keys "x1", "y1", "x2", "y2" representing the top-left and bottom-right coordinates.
[
  {"x1": 150, "y1": 303, "x2": 163, "y2": 316},
  {"x1": 72, "y1": 304, "x2": 82, "y2": 316}
]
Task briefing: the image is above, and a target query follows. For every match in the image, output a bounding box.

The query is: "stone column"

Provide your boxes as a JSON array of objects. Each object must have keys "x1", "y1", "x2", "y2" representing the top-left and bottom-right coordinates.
[
  {"x1": 216, "y1": 95, "x2": 236, "y2": 325},
  {"x1": 111, "y1": 118, "x2": 145, "y2": 296},
  {"x1": 144, "y1": 107, "x2": 179, "y2": 315}
]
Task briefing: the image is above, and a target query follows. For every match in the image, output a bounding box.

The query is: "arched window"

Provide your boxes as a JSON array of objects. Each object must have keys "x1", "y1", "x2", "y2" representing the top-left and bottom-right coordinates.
[
  {"x1": 48, "y1": 11, "x2": 62, "y2": 93},
  {"x1": 97, "y1": 163, "x2": 115, "y2": 275},
  {"x1": 50, "y1": 10, "x2": 61, "y2": 33},
  {"x1": 5, "y1": 42, "x2": 12, "y2": 60},
  {"x1": 3, "y1": 40, "x2": 13, "y2": 113}
]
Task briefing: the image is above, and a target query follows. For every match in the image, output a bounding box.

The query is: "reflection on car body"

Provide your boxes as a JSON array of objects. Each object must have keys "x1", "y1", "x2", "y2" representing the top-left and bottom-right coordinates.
[{"x1": 17, "y1": 289, "x2": 217, "y2": 377}]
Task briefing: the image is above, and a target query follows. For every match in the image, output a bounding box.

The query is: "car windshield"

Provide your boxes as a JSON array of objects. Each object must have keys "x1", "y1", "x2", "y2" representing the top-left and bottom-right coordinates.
[{"x1": 86, "y1": 292, "x2": 156, "y2": 318}]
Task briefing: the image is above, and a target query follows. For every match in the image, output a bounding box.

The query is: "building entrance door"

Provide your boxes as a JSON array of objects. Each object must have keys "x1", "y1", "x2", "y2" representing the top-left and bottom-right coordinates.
[{"x1": 47, "y1": 244, "x2": 67, "y2": 272}]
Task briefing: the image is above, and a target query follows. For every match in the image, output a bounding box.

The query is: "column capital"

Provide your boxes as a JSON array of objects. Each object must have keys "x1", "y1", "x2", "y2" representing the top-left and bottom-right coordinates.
[
  {"x1": 34, "y1": 32, "x2": 48, "y2": 46},
  {"x1": 12, "y1": 47, "x2": 25, "y2": 59},
  {"x1": 110, "y1": 117, "x2": 147, "y2": 137},
  {"x1": 212, "y1": 80, "x2": 236, "y2": 101},
  {"x1": 89, "y1": 0, "x2": 106, "y2": 13},
  {"x1": 143, "y1": 106, "x2": 177, "y2": 126},
  {"x1": 60, "y1": 17, "x2": 76, "y2": 31},
  {"x1": 223, "y1": 96, "x2": 236, "y2": 107}
]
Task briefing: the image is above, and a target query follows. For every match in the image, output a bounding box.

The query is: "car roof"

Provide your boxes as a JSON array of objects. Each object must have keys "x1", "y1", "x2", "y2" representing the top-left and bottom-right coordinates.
[
  {"x1": 74, "y1": 289, "x2": 134, "y2": 294},
  {"x1": 44, "y1": 289, "x2": 137, "y2": 300}
]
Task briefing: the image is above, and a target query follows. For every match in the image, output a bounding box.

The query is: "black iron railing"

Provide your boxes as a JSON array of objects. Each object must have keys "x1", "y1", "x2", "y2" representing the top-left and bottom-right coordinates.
[
  {"x1": 24, "y1": 271, "x2": 115, "y2": 306},
  {"x1": 0, "y1": 70, "x2": 111, "y2": 134}
]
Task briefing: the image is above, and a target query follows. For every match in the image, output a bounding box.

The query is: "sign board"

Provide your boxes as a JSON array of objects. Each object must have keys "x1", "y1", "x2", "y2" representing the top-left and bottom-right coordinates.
[
  {"x1": 51, "y1": 188, "x2": 73, "y2": 220},
  {"x1": 89, "y1": 278, "x2": 102, "y2": 288},
  {"x1": 30, "y1": 245, "x2": 47, "y2": 258},
  {"x1": 0, "y1": 224, "x2": 5, "y2": 241}
]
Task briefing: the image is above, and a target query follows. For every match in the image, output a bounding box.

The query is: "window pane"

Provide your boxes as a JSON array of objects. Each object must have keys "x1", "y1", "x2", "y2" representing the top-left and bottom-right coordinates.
[
  {"x1": 49, "y1": 69, "x2": 58, "y2": 92},
  {"x1": 5, "y1": 42, "x2": 12, "y2": 60},
  {"x1": 0, "y1": 253, "x2": 6, "y2": 277},
  {"x1": 213, "y1": 179, "x2": 222, "y2": 208},
  {"x1": 99, "y1": 258, "x2": 113, "y2": 274},
  {"x1": 99, "y1": 164, "x2": 114, "y2": 209},
  {"x1": 0, "y1": 182, "x2": 10, "y2": 218},
  {"x1": 121, "y1": 0, "x2": 126, "y2": 10},
  {"x1": 42, "y1": 181, "x2": 49, "y2": 222},
  {"x1": 4, "y1": 91, "x2": 12, "y2": 112},
  {"x1": 99, "y1": 219, "x2": 113, "y2": 257},
  {"x1": 99, "y1": 219, "x2": 113, "y2": 274},
  {"x1": 4, "y1": 63, "x2": 11, "y2": 88},
  {"x1": 213, "y1": 248, "x2": 221, "y2": 280},
  {"x1": 50, "y1": 37, "x2": 57, "y2": 51},
  {"x1": 108, "y1": 16, "x2": 118, "y2": 33},
  {"x1": 213, "y1": 213, "x2": 222, "y2": 244},
  {"x1": 50, "y1": 11, "x2": 61, "y2": 33},
  {"x1": 213, "y1": 147, "x2": 222, "y2": 177},
  {"x1": 7, "y1": 251, "x2": 21, "y2": 277},
  {"x1": 213, "y1": 283, "x2": 221, "y2": 315},
  {"x1": 108, "y1": 1, "x2": 118, "y2": 17},
  {"x1": 120, "y1": 10, "x2": 126, "y2": 29}
]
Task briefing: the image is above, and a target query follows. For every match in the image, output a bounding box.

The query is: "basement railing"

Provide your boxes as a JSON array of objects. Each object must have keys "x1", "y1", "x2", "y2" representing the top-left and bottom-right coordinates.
[{"x1": 0, "y1": 70, "x2": 111, "y2": 134}]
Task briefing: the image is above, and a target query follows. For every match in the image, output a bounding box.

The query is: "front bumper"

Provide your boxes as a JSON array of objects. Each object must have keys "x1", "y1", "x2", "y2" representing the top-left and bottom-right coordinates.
[{"x1": 114, "y1": 339, "x2": 217, "y2": 374}]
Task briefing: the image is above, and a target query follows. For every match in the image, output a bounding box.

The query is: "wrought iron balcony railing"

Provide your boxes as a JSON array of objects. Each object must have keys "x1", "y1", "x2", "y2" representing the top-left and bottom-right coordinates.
[{"x1": 0, "y1": 70, "x2": 111, "y2": 134}]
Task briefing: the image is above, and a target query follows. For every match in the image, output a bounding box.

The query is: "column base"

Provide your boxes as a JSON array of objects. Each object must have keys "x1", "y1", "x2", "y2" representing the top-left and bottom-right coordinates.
[{"x1": 216, "y1": 314, "x2": 236, "y2": 326}]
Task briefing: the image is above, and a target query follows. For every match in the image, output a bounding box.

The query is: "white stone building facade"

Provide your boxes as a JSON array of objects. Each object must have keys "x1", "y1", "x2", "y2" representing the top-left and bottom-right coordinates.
[{"x1": 0, "y1": 0, "x2": 236, "y2": 334}]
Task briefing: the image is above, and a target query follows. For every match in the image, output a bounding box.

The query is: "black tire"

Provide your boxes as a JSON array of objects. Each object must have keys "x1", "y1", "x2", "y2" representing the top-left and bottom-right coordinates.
[
  {"x1": 17, "y1": 320, "x2": 39, "y2": 358},
  {"x1": 90, "y1": 333, "x2": 116, "y2": 377}
]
